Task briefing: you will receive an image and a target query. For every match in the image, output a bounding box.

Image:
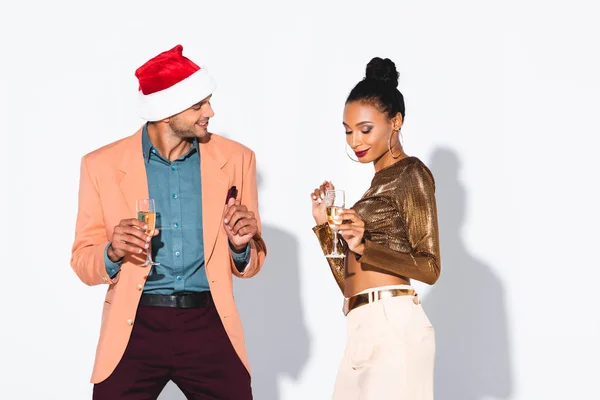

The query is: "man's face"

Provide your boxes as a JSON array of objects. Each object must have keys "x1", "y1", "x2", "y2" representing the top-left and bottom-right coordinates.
[{"x1": 168, "y1": 94, "x2": 215, "y2": 139}]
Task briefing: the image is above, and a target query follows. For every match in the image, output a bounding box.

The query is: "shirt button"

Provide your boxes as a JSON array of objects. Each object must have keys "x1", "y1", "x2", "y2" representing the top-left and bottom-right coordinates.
[
  {"x1": 170, "y1": 165, "x2": 176, "y2": 171},
  {"x1": 173, "y1": 222, "x2": 179, "y2": 228},
  {"x1": 175, "y1": 251, "x2": 181, "y2": 257},
  {"x1": 176, "y1": 275, "x2": 182, "y2": 281},
  {"x1": 136, "y1": 284, "x2": 143, "y2": 291},
  {"x1": 151, "y1": 149, "x2": 156, "y2": 154},
  {"x1": 127, "y1": 319, "x2": 133, "y2": 326},
  {"x1": 172, "y1": 194, "x2": 178, "y2": 199}
]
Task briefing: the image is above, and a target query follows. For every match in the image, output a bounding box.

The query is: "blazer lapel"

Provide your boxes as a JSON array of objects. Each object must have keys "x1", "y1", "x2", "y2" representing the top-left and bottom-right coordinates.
[
  {"x1": 115, "y1": 128, "x2": 149, "y2": 267},
  {"x1": 118, "y1": 128, "x2": 149, "y2": 219},
  {"x1": 200, "y1": 135, "x2": 228, "y2": 265}
]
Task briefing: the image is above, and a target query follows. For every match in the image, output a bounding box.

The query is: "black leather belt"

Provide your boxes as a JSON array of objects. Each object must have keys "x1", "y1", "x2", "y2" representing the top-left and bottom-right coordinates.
[{"x1": 139, "y1": 291, "x2": 213, "y2": 309}]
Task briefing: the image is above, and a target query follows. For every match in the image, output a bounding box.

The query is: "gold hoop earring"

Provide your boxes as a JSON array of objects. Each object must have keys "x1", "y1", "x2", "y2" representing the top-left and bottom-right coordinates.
[
  {"x1": 388, "y1": 129, "x2": 402, "y2": 159},
  {"x1": 345, "y1": 144, "x2": 360, "y2": 162}
]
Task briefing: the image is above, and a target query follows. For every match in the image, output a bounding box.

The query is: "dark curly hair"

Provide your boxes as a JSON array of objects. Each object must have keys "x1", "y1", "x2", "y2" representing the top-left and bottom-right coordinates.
[{"x1": 346, "y1": 57, "x2": 405, "y2": 121}]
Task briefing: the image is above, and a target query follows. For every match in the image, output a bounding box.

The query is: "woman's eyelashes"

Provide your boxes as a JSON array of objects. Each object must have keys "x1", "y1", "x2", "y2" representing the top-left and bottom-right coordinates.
[{"x1": 345, "y1": 128, "x2": 373, "y2": 135}]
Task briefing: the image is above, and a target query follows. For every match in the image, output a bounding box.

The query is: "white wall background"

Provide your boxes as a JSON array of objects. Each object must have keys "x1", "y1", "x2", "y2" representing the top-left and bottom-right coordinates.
[{"x1": 2, "y1": 0, "x2": 599, "y2": 399}]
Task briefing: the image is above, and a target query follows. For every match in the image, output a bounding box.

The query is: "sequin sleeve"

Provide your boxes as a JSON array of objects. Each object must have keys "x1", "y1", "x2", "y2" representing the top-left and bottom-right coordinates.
[
  {"x1": 357, "y1": 162, "x2": 441, "y2": 285},
  {"x1": 312, "y1": 223, "x2": 347, "y2": 293}
]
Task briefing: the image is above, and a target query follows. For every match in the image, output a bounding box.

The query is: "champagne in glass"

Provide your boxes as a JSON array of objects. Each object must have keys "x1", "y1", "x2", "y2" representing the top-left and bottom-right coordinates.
[
  {"x1": 137, "y1": 211, "x2": 156, "y2": 235},
  {"x1": 136, "y1": 199, "x2": 160, "y2": 267},
  {"x1": 326, "y1": 206, "x2": 343, "y2": 228},
  {"x1": 324, "y1": 189, "x2": 346, "y2": 258}
]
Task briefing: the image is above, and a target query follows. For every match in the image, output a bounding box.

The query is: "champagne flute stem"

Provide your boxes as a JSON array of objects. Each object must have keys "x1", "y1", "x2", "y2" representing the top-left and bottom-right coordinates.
[{"x1": 332, "y1": 230, "x2": 339, "y2": 254}]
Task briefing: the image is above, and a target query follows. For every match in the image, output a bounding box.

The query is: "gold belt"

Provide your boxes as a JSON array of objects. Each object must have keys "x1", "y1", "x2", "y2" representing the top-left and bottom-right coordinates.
[{"x1": 343, "y1": 288, "x2": 418, "y2": 316}]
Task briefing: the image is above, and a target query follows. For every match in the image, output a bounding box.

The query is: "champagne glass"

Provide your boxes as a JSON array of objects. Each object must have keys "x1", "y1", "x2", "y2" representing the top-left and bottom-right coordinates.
[
  {"x1": 325, "y1": 189, "x2": 346, "y2": 258},
  {"x1": 136, "y1": 199, "x2": 160, "y2": 267}
]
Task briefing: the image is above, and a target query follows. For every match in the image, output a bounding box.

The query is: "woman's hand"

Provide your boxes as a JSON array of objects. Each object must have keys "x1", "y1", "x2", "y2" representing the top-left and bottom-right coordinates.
[
  {"x1": 337, "y1": 208, "x2": 365, "y2": 255},
  {"x1": 310, "y1": 181, "x2": 334, "y2": 225}
]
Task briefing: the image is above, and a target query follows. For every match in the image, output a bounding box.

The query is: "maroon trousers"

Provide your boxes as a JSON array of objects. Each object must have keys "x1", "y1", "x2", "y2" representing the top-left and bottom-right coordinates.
[{"x1": 93, "y1": 303, "x2": 252, "y2": 399}]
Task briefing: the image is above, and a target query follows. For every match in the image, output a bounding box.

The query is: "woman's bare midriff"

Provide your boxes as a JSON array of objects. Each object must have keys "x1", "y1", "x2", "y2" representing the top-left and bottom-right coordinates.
[{"x1": 343, "y1": 251, "x2": 410, "y2": 298}]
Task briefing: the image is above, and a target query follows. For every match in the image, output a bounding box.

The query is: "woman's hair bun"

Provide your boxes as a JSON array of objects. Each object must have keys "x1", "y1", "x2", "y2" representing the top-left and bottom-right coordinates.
[{"x1": 365, "y1": 57, "x2": 399, "y2": 88}]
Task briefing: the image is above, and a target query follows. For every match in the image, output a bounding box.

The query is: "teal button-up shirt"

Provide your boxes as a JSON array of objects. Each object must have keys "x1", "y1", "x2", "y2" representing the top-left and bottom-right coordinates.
[{"x1": 104, "y1": 124, "x2": 249, "y2": 293}]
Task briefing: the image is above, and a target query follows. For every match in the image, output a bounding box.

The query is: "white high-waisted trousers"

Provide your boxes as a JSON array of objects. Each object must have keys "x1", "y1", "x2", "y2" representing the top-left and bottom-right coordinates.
[{"x1": 332, "y1": 285, "x2": 435, "y2": 400}]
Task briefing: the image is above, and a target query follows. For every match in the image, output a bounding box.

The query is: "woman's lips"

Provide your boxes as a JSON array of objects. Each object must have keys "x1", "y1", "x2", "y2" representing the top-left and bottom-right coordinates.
[{"x1": 354, "y1": 148, "x2": 370, "y2": 158}]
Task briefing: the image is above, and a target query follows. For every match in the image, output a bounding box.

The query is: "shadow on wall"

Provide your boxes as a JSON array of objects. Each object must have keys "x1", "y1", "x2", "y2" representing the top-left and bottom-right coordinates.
[
  {"x1": 158, "y1": 169, "x2": 311, "y2": 400},
  {"x1": 422, "y1": 147, "x2": 513, "y2": 400},
  {"x1": 232, "y1": 169, "x2": 311, "y2": 399}
]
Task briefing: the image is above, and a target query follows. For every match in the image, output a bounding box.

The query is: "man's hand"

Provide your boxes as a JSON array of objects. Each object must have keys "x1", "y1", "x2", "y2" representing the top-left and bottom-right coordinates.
[
  {"x1": 223, "y1": 198, "x2": 257, "y2": 251},
  {"x1": 108, "y1": 218, "x2": 160, "y2": 262}
]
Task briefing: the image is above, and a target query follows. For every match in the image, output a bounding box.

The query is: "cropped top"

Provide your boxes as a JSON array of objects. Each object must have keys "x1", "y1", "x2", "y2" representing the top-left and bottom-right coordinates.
[{"x1": 312, "y1": 156, "x2": 441, "y2": 294}]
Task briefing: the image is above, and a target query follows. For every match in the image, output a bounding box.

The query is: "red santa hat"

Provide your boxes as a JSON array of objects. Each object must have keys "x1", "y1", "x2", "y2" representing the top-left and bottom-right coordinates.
[{"x1": 135, "y1": 44, "x2": 216, "y2": 121}]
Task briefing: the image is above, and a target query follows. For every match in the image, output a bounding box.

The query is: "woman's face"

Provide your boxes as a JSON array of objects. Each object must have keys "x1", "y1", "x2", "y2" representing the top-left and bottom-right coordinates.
[{"x1": 343, "y1": 101, "x2": 403, "y2": 164}]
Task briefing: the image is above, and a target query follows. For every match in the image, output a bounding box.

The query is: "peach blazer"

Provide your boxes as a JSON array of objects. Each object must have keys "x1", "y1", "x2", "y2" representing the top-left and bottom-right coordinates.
[{"x1": 70, "y1": 127, "x2": 267, "y2": 384}]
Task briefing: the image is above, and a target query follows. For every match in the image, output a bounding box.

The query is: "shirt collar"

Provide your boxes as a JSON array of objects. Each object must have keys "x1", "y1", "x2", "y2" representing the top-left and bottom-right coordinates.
[{"x1": 142, "y1": 123, "x2": 154, "y2": 162}]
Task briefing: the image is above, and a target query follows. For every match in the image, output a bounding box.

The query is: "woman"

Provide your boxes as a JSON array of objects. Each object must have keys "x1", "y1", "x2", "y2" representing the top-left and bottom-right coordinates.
[{"x1": 311, "y1": 57, "x2": 441, "y2": 399}]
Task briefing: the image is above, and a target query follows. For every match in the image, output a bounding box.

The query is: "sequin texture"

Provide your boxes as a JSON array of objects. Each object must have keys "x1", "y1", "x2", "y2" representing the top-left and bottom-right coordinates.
[{"x1": 313, "y1": 156, "x2": 441, "y2": 293}]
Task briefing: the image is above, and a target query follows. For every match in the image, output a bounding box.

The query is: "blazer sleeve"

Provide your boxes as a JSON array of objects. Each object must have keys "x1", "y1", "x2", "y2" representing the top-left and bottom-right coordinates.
[
  {"x1": 70, "y1": 156, "x2": 120, "y2": 286},
  {"x1": 230, "y1": 150, "x2": 267, "y2": 278}
]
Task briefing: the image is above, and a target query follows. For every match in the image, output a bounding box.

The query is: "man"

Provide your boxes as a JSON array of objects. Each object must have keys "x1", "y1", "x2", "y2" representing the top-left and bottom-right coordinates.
[{"x1": 70, "y1": 44, "x2": 267, "y2": 399}]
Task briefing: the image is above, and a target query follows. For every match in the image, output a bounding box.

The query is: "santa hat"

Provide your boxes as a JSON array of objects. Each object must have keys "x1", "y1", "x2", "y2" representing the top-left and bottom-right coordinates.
[{"x1": 135, "y1": 44, "x2": 216, "y2": 121}]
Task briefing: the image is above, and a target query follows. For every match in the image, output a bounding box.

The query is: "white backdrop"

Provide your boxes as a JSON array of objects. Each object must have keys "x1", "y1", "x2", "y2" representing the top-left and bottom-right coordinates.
[{"x1": 2, "y1": 1, "x2": 599, "y2": 399}]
